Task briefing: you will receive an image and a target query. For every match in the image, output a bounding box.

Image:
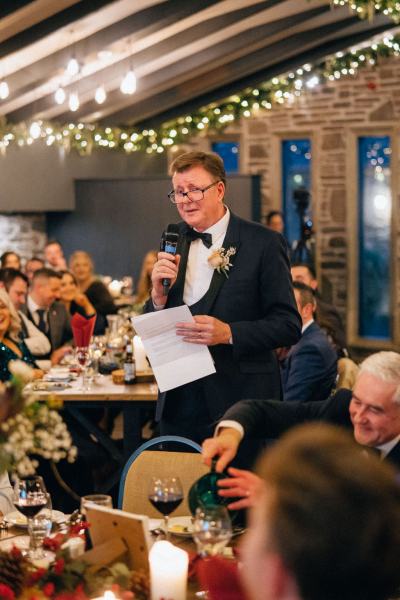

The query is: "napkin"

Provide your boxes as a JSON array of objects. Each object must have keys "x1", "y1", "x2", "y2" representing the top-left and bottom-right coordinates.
[
  {"x1": 195, "y1": 556, "x2": 245, "y2": 600},
  {"x1": 71, "y1": 312, "x2": 96, "y2": 348}
]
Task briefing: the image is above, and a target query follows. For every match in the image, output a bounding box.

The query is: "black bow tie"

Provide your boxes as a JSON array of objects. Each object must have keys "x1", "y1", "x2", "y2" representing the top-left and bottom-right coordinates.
[{"x1": 185, "y1": 228, "x2": 212, "y2": 248}]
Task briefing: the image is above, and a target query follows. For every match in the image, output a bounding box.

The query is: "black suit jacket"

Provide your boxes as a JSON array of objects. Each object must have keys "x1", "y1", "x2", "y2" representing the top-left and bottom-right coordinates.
[
  {"x1": 221, "y1": 390, "x2": 400, "y2": 469},
  {"x1": 144, "y1": 212, "x2": 301, "y2": 421},
  {"x1": 280, "y1": 321, "x2": 337, "y2": 402}
]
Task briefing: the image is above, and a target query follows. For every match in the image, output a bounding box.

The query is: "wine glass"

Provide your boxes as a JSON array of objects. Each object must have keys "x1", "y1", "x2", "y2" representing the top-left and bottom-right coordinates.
[
  {"x1": 148, "y1": 477, "x2": 184, "y2": 540},
  {"x1": 27, "y1": 493, "x2": 52, "y2": 559},
  {"x1": 13, "y1": 476, "x2": 48, "y2": 558},
  {"x1": 193, "y1": 505, "x2": 232, "y2": 557},
  {"x1": 75, "y1": 346, "x2": 90, "y2": 390}
]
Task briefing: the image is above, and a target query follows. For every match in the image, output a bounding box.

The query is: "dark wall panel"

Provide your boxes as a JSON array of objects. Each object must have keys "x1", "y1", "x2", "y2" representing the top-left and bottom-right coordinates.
[{"x1": 47, "y1": 175, "x2": 260, "y2": 283}]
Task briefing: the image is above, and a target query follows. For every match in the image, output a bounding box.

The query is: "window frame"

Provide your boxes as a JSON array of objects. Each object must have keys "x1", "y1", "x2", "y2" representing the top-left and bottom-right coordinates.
[{"x1": 347, "y1": 127, "x2": 399, "y2": 349}]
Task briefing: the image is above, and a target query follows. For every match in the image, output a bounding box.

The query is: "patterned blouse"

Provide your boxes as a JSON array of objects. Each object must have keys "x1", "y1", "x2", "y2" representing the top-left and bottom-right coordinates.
[{"x1": 0, "y1": 339, "x2": 36, "y2": 382}]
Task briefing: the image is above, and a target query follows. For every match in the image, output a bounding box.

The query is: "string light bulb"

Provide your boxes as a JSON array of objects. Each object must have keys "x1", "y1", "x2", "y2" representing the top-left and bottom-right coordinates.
[
  {"x1": 29, "y1": 122, "x2": 41, "y2": 139},
  {"x1": 0, "y1": 81, "x2": 9, "y2": 100},
  {"x1": 54, "y1": 87, "x2": 66, "y2": 104},
  {"x1": 120, "y1": 70, "x2": 136, "y2": 95},
  {"x1": 95, "y1": 85, "x2": 107, "y2": 104},
  {"x1": 69, "y1": 92, "x2": 80, "y2": 112},
  {"x1": 66, "y1": 57, "x2": 80, "y2": 77}
]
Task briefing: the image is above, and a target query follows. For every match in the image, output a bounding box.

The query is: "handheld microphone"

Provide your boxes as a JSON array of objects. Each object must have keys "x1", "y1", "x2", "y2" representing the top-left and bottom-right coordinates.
[{"x1": 160, "y1": 223, "x2": 180, "y2": 296}]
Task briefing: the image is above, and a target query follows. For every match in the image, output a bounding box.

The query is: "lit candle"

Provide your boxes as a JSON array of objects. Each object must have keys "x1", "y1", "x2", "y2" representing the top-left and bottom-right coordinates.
[
  {"x1": 133, "y1": 335, "x2": 147, "y2": 372},
  {"x1": 109, "y1": 279, "x2": 123, "y2": 297},
  {"x1": 149, "y1": 541, "x2": 188, "y2": 600}
]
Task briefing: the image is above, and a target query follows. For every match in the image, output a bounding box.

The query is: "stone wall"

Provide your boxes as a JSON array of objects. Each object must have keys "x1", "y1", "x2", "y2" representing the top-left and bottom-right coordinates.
[
  {"x1": 0, "y1": 213, "x2": 46, "y2": 264},
  {"x1": 177, "y1": 57, "x2": 400, "y2": 350}
]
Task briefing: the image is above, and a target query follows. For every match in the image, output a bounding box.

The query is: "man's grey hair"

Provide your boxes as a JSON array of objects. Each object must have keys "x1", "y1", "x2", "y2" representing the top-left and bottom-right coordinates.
[{"x1": 359, "y1": 351, "x2": 400, "y2": 403}]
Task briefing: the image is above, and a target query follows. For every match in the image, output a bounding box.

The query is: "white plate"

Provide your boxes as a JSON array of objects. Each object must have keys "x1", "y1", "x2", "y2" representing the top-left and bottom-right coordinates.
[
  {"x1": 4, "y1": 510, "x2": 66, "y2": 528},
  {"x1": 149, "y1": 516, "x2": 194, "y2": 537},
  {"x1": 31, "y1": 381, "x2": 71, "y2": 392}
]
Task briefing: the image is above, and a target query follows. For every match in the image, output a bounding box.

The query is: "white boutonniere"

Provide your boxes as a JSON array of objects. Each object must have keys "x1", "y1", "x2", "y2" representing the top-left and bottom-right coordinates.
[{"x1": 208, "y1": 246, "x2": 236, "y2": 278}]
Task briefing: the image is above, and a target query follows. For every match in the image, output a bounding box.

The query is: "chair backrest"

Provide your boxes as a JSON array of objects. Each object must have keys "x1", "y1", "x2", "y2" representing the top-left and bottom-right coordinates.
[
  {"x1": 337, "y1": 357, "x2": 359, "y2": 390},
  {"x1": 118, "y1": 436, "x2": 209, "y2": 517}
]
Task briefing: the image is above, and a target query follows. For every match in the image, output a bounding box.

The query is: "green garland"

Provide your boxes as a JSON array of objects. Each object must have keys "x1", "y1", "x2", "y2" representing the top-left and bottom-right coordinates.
[
  {"x1": 331, "y1": 0, "x2": 400, "y2": 22},
  {"x1": 0, "y1": 32, "x2": 398, "y2": 156}
]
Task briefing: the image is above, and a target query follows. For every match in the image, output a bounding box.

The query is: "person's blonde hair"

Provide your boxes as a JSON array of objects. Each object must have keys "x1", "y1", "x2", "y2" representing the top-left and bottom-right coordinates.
[
  {"x1": 0, "y1": 287, "x2": 21, "y2": 342},
  {"x1": 135, "y1": 250, "x2": 157, "y2": 305}
]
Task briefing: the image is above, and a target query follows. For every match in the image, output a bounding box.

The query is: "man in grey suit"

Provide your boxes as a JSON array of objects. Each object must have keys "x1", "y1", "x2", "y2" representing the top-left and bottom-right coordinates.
[{"x1": 24, "y1": 268, "x2": 71, "y2": 363}]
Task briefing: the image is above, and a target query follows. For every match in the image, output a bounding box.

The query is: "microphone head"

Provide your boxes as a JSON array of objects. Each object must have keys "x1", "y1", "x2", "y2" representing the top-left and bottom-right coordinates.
[{"x1": 166, "y1": 223, "x2": 180, "y2": 235}]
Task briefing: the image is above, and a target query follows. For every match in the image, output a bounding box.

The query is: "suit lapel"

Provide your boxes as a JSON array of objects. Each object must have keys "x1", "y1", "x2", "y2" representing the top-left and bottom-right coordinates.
[{"x1": 199, "y1": 212, "x2": 241, "y2": 315}]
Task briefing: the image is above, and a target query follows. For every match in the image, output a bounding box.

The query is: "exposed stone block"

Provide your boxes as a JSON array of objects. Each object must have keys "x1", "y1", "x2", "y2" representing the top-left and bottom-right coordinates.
[{"x1": 369, "y1": 100, "x2": 395, "y2": 120}]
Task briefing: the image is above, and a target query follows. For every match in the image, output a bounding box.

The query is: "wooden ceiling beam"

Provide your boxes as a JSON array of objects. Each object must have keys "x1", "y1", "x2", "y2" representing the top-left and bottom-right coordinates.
[{"x1": 0, "y1": 0, "x2": 82, "y2": 44}]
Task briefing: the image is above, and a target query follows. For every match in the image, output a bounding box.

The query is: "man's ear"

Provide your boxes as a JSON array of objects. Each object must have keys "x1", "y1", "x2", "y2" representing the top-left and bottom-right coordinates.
[{"x1": 0, "y1": 282, "x2": 5, "y2": 289}]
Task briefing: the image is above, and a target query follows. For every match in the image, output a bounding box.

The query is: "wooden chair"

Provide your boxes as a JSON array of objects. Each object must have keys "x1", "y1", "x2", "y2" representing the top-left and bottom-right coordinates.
[
  {"x1": 118, "y1": 435, "x2": 209, "y2": 517},
  {"x1": 336, "y1": 357, "x2": 359, "y2": 390}
]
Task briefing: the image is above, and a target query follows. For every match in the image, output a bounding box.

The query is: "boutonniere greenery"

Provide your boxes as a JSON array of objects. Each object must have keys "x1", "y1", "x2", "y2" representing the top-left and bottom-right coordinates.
[{"x1": 208, "y1": 246, "x2": 236, "y2": 278}]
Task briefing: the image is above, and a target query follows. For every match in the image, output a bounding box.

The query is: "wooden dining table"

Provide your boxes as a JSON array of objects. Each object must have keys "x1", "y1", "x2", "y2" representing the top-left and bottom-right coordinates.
[{"x1": 26, "y1": 375, "x2": 159, "y2": 492}]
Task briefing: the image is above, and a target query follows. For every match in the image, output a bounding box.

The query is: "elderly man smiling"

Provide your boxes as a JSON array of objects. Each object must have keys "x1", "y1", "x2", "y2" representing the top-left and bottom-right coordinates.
[{"x1": 202, "y1": 351, "x2": 400, "y2": 507}]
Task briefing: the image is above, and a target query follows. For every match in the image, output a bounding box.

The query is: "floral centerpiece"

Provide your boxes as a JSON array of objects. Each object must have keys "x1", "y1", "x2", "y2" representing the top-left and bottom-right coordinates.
[
  {"x1": 0, "y1": 361, "x2": 77, "y2": 477},
  {"x1": 0, "y1": 524, "x2": 149, "y2": 600}
]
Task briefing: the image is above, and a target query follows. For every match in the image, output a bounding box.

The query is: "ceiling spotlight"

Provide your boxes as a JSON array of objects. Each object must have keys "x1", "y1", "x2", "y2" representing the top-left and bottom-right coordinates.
[
  {"x1": 69, "y1": 92, "x2": 80, "y2": 112},
  {"x1": 54, "y1": 87, "x2": 66, "y2": 104},
  {"x1": 120, "y1": 70, "x2": 136, "y2": 95},
  {"x1": 66, "y1": 57, "x2": 80, "y2": 77},
  {"x1": 95, "y1": 85, "x2": 107, "y2": 104},
  {"x1": 0, "y1": 81, "x2": 9, "y2": 100},
  {"x1": 29, "y1": 122, "x2": 41, "y2": 139}
]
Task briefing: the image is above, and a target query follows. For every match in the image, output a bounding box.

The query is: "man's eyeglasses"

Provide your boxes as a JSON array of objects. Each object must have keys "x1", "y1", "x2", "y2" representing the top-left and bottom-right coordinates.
[{"x1": 168, "y1": 181, "x2": 220, "y2": 204}]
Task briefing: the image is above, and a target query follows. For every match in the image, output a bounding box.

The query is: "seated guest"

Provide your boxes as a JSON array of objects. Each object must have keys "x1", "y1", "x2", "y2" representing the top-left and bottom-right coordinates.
[
  {"x1": 23, "y1": 268, "x2": 71, "y2": 364},
  {"x1": 0, "y1": 268, "x2": 51, "y2": 358},
  {"x1": 134, "y1": 250, "x2": 158, "y2": 309},
  {"x1": 265, "y1": 210, "x2": 284, "y2": 234},
  {"x1": 0, "y1": 288, "x2": 42, "y2": 381},
  {"x1": 280, "y1": 282, "x2": 337, "y2": 403},
  {"x1": 202, "y1": 351, "x2": 400, "y2": 477},
  {"x1": 25, "y1": 256, "x2": 44, "y2": 282},
  {"x1": 240, "y1": 423, "x2": 400, "y2": 600},
  {"x1": 0, "y1": 251, "x2": 21, "y2": 270},
  {"x1": 44, "y1": 239, "x2": 67, "y2": 271},
  {"x1": 69, "y1": 251, "x2": 117, "y2": 334},
  {"x1": 60, "y1": 270, "x2": 97, "y2": 320},
  {"x1": 291, "y1": 262, "x2": 347, "y2": 357}
]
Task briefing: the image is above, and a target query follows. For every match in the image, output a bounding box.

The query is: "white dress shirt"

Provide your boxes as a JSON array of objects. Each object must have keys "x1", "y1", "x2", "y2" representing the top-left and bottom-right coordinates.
[
  {"x1": 377, "y1": 434, "x2": 400, "y2": 458},
  {"x1": 19, "y1": 311, "x2": 51, "y2": 356},
  {"x1": 183, "y1": 208, "x2": 230, "y2": 306},
  {"x1": 27, "y1": 295, "x2": 48, "y2": 329}
]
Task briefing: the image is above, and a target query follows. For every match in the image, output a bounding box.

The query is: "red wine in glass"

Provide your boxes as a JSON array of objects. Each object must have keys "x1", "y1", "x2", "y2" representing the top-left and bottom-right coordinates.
[
  {"x1": 13, "y1": 476, "x2": 48, "y2": 558},
  {"x1": 14, "y1": 499, "x2": 47, "y2": 519},
  {"x1": 148, "y1": 477, "x2": 184, "y2": 539}
]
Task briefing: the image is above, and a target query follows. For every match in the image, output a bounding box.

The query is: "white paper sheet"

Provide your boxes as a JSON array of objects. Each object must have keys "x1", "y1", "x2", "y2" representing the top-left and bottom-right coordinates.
[{"x1": 132, "y1": 305, "x2": 216, "y2": 392}]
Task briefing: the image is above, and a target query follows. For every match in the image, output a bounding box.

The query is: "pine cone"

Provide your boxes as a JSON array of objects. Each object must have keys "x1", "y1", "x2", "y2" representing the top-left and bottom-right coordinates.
[
  {"x1": 131, "y1": 569, "x2": 150, "y2": 599},
  {"x1": 0, "y1": 549, "x2": 27, "y2": 595}
]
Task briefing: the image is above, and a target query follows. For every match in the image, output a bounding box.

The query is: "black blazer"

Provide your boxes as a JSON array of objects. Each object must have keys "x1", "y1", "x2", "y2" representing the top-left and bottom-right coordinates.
[
  {"x1": 145, "y1": 212, "x2": 301, "y2": 421},
  {"x1": 280, "y1": 321, "x2": 337, "y2": 402},
  {"x1": 221, "y1": 389, "x2": 400, "y2": 470}
]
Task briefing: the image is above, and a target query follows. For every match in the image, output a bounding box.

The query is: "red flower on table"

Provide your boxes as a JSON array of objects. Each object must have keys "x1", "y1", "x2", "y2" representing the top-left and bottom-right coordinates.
[
  {"x1": 54, "y1": 558, "x2": 65, "y2": 575},
  {"x1": 43, "y1": 582, "x2": 56, "y2": 597},
  {"x1": 0, "y1": 584, "x2": 15, "y2": 600},
  {"x1": 28, "y1": 567, "x2": 47, "y2": 585}
]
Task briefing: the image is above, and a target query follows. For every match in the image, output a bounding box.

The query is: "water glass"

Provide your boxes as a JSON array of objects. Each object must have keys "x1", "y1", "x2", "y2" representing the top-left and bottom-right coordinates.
[
  {"x1": 28, "y1": 493, "x2": 52, "y2": 559},
  {"x1": 193, "y1": 505, "x2": 232, "y2": 557},
  {"x1": 80, "y1": 494, "x2": 113, "y2": 515}
]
